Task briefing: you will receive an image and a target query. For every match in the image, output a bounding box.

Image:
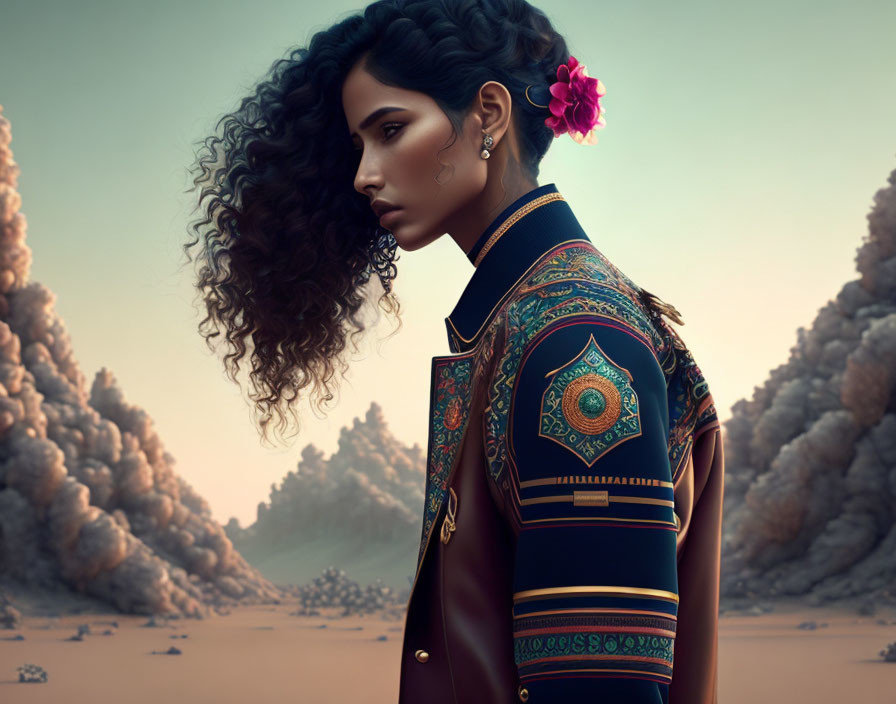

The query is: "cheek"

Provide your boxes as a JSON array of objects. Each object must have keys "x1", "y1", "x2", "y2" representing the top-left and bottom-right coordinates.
[
  {"x1": 401, "y1": 124, "x2": 482, "y2": 203},
  {"x1": 396, "y1": 123, "x2": 452, "y2": 185},
  {"x1": 387, "y1": 120, "x2": 484, "y2": 247}
]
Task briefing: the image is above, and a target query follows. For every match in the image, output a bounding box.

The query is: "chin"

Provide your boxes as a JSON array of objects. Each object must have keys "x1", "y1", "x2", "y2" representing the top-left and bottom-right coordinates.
[{"x1": 392, "y1": 225, "x2": 442, "y2": 252}]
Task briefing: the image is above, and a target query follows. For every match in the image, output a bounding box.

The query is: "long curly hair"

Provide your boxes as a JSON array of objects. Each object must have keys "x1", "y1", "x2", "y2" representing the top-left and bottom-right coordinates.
[{"x1": 182, "y1": 0, "x2": 570, "y2": 445}]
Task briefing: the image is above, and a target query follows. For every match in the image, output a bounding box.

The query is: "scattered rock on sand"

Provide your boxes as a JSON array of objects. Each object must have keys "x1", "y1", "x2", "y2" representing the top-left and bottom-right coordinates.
[
  {"x1": 291, "y1": 566, "x2": 406, "y2": 617},
  {"x1": 16, "y1": 663, "x2": 48, "y2": 683}
]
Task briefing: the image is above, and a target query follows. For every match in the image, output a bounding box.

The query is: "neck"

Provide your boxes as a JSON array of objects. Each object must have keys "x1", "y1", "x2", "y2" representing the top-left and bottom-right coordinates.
[{"x1": 446, "y1": 168, "x2": 538, "y2": 259}]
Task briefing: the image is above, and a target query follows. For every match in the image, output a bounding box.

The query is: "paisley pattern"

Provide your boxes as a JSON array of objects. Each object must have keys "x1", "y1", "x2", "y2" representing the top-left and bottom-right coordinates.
[
  {"x1": 415, "y1": 353, "x2": 475, "y2": 574},
  {"x1": 539, "y1": 335, "x2": 641, "y2": 466}
]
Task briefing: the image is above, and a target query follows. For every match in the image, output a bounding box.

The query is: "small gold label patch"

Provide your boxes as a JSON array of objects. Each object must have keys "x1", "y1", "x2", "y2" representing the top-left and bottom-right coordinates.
[{"x1": 573, "y1": 490, "x2": 609, "y2": 506}]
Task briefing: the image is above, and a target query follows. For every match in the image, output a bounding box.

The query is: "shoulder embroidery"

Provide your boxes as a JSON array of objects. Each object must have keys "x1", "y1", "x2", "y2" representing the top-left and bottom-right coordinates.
[
  {"x1": 538, "y1": 334, "x2": 641, "y2": 466},
  {"x1": 483, "y1": 243, "x2": 660, "y2": 484}
]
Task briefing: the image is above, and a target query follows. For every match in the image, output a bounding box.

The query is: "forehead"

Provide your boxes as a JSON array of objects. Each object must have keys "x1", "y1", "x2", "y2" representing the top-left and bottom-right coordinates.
[{"x1": 342, "y1": 63, "x2": 421, "y2": 131}]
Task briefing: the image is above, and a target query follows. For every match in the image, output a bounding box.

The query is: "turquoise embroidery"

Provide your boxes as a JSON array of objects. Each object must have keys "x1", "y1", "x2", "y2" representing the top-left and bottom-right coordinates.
[
  {"x1": 514, "y1": 630, "x2": 674, "y2": 682},
  {"x1": 482, "y1": 243, "x2": 661, "y2": 484},
  {"x1": 513, "y1": 609, "x2": 675, "y2": 683},
  {"x1": 438, "y1": 237, "x2": 719, "y2": 521},
  {"x1": 539, "y1": 335, "x2": 641, "y2": 466},
  {"x1": 415, "y1": 354, "x2": 474, "y2": 575}
]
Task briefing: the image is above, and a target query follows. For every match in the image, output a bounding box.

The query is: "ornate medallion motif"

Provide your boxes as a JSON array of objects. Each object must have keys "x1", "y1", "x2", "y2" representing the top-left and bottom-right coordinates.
[
  {"x1": 481, "y1": 243, "x2": 662, "y2": 484},
  {"x1": 539, "y1": 334, "x2": 641, "y2": 466}
]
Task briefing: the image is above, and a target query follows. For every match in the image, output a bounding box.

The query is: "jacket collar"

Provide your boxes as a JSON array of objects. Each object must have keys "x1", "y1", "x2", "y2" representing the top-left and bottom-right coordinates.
[{"x1": 445, "y1": 182, "x2": 591, "y2": 353}]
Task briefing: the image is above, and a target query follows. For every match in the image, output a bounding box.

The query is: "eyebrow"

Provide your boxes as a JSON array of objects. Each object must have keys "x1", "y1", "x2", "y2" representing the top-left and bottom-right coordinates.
[{"x1": 350, "y1": 106, "x2": 407, "y2": 139}]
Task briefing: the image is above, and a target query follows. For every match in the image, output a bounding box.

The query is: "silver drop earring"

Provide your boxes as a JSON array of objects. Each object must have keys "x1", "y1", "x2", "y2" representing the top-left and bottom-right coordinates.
[{"x1": 480, "y1": 133, "x2": 494, "y2": 159}]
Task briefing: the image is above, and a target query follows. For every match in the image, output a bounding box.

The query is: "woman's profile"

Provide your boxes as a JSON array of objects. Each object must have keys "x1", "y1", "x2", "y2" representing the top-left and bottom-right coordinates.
[{"x1": 183, "y1": 1, "x2": 724, "y2": 702}]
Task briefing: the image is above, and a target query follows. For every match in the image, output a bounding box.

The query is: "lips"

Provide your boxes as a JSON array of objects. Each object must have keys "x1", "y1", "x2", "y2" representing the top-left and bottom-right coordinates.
[
  {"x1": 379, "y1": 208, "x2": 402, "y2": 226},
  {"x1": 372, "y1": 203, "x2": 400, "y2": 218}
]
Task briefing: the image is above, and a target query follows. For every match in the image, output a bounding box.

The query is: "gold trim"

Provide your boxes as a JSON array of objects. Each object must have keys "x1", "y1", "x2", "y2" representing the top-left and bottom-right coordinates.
[
  {"x1": 513, "y1": 585, "x2": 679, "y2": 604},
  {"x1": 521, "y1": 667, "x2": 672, "y2": 680},
  {"x1": 606, "y1": 495, "x2": 673, "y2": 507},
  {"x1": 445, "y1": 239, "x2": 593, "y2": 347},
  {"x1": 473, "y1": 192, "x2": 565, "y2": 268},
  {"x1": 440, "y1": 487, "x2": 458, "y2": 544},
  {"x1": 522, "y1": 515, "x2": 677, "y2": 527},
  {"x1": 519, "y1": 475, "x2": 673, "y2": 489},
  {"x1": 518, "y1": 491, "x2": 673, "y2": 508},
  {"x1": 519, "y1": 494, "x2": 574, "y2": 506}
]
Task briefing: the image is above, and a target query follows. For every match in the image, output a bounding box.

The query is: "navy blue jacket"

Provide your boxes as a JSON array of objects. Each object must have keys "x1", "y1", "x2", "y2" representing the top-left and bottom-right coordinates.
[{"x1": 398, "y1": 184, "x2": 724, "y2": 704}]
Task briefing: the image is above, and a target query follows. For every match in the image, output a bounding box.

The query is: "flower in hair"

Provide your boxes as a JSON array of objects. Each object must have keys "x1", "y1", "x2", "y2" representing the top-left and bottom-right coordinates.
[{"x1": 545, "y1": 55, "x2": 606, "y2": 145}]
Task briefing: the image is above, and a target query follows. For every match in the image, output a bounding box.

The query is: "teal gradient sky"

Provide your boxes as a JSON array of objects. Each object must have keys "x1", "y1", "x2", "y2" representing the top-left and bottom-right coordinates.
[{"x1": 1, "y1": 0, "x2": 894, "y2": 527}]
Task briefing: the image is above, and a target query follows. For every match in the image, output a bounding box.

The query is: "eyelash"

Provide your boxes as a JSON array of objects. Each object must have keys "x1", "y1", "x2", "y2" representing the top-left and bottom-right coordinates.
[{"x1": 354, "y1": 122, "x2": 404, "y2": 152}]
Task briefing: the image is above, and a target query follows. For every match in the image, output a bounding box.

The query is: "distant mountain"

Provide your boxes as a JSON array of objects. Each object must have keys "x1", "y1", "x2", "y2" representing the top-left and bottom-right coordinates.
[
  {"x1": 225, "y1": 401, "x2": 425, "y2": 591},
  {"x1": 0, "y1": 104, "x2": 283, "y2": 617},
  {"x1": 721, "y1": 162, "x2": 896, "y2": 608}
]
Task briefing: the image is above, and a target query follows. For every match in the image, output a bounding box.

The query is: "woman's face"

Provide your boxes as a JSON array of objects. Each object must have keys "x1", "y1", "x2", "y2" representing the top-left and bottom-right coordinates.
[{"x1": 341, "y1": 60, "x2": 488, "y2": 252}]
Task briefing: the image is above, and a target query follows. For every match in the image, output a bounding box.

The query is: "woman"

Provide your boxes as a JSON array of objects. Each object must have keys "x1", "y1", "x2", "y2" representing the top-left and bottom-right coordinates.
[{"x1": 184, "y1": 1, "x2": 724, "y2": 702}]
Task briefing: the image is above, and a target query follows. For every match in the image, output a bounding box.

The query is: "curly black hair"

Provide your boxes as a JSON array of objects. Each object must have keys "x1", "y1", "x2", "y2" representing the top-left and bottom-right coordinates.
[{"x1": 182, "y1": 0, "x2": 570, "y2": 445}]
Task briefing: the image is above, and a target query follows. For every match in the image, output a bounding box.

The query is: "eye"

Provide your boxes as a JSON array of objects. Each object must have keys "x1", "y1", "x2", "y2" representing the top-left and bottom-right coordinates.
[
  {"x1": 381, "y1": 122, "x2": 404, "y2": 141},
  {"x1": 353, "y1": 123, "x2": 405, "y2": 152}
]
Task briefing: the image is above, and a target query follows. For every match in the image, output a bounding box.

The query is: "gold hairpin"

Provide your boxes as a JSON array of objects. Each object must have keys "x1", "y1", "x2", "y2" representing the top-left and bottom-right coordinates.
[{"x1": 525, "y1": 85, "x2": 549, "y2": 109}]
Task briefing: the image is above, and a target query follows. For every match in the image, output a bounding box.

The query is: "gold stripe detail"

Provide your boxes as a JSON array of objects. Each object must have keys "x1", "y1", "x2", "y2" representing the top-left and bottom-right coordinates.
[
  {"x1": 610, "y1": 495, "x2": 674, "y2": 507},
  {"x1": 473, "y1": 192, "x2": 565, "y2": 267},
  {"x1": 518, "y1": 491, "x2": 672, "y2": 508},
  {"x1": 514, "y1": 585, "x2": 679, "y2": 604},
  {"x1": 523, "y1": 515, "x2": 676, "y2": 527},
  {"x1": 523, "y1": 667, "x2": 672, "y2": 680},
  {"x1": 519, "y1": 475, "x2": 673, "y2": 489}
]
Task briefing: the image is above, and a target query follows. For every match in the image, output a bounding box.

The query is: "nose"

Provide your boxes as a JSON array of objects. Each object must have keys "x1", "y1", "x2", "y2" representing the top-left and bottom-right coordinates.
[{"x1": 353, "y1": 148, "x2": 385, "y2": 197}]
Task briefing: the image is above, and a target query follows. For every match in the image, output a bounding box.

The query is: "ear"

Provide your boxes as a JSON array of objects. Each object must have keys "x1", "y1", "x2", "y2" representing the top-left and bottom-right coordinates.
[{"x1": 475, "y1": 81, "x2": 513, "y2": 146}]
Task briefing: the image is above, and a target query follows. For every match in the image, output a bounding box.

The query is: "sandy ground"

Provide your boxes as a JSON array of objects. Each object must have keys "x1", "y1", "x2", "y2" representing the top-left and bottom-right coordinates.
[{"x1": 1, "y1": 600, "x2": 895, "y2": 703}]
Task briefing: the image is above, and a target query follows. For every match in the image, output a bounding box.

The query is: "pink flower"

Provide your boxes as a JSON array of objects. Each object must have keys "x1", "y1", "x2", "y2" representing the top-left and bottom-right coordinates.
[{"x1": 545, "y1": 56, "x2": 607, "y2": 145}]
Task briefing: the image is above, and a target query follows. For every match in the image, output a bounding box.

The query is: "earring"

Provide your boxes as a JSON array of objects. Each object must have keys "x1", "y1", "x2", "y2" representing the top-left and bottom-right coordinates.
[{"x1": 480, "y1": 133, "x2": 494, "y2": 159}]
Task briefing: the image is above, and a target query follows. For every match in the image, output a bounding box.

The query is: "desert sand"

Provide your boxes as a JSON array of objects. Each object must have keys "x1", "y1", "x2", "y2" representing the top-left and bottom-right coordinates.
[{"x1": 1, "y1": 600, "x2": 894, "y2": 703}]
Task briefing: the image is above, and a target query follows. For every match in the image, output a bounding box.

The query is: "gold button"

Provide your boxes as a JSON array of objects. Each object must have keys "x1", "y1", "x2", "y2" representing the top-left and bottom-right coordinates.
[
  {"x1": 518, "y1": 684, "x2": 529, "y2": 701},
  {"x1": 414, "y1": 649, "x2": 429, "y2": 663}
]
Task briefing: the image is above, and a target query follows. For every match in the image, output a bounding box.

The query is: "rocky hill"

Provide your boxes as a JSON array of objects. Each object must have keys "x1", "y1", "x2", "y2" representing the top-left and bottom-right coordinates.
[
  {"x1": 225, "y1": 401, "x2": 424, "y2": 590},
  {"x1": 0, "y1": 104, "x2": 284, "y2": 617},
  {"x1": 721, "y1": 161, "x2": 896, "y2": 609}
]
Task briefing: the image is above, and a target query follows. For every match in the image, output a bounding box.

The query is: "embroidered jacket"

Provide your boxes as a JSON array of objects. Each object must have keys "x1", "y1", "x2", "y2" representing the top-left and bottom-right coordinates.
[{"x1": 398, "y1": 183, "x2": 724, "y2": 704}]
